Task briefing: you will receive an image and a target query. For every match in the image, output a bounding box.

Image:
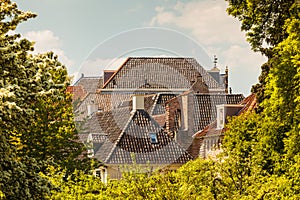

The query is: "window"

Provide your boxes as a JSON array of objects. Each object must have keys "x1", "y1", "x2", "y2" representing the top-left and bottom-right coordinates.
[
  {"x1": 94, "y1": 169, "x2": 101, "y2": 177},
  {"x1": 149, "y1": 132, "x2": 158, "y2": 143},
  {"x1": 216, "y1": 105, "x2": 225, "y2": 129}
]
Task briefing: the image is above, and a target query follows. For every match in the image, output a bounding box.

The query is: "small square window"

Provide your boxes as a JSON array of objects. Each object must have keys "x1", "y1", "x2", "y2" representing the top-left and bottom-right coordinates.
[{"x1": 149, "y1": 132, "x2": 158, "y2": 144}]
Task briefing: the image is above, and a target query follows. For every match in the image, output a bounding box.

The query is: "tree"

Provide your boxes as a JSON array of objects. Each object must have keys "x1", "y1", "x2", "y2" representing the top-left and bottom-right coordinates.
[
  {"x1": 226, "y1": 0, "x2": 298, "y2": 105},
  {"x1": 0, "y1": 0, "x2": 92, "y2": 198},
  {"x1": 217, "y1": 1, "x2": 300, "y2": 198},
  {"x1": 0, "y1": 1, "x2": 52, "y2": 198},
  {"x1": 226, "y1": 0, "x2": 297, "y2": 56},
  {"x1": 46, "y1": 166, "x2": 106, "y2": 200},
  {"x1": 0, "y1": 0, "x2": 91, "y2": 173},
  {"x1": 15, "y1": 52, "x2": 92, "y2": 173},
  {"x1": 0, "y1": 134, "x2": 53, "y2": 200}
]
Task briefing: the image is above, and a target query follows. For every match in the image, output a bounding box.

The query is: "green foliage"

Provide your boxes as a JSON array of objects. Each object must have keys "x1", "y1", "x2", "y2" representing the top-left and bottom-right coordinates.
[
  {"x1": 15, "y1": 52, "x2": 91, "y2": 173},
  {"x1": 0, "y1": 1, "x2": 53, "y2": 199},
  {"x1": 226, "y1": 0, "x2": 297, "y2": 56},
  {"x1": 47, "y1": 160, "x2": 218, "y2": 200},
  {"x1": 45, "y1": 166, "x2": 106, "y2": 200},
  {"x1": 0, "y1": 0, "x2": 93, "y2": 198},
  {"x1": 0, "y1": 134, "x2": 52, "y2": 200},
  {"x1": 215, "y1": 4, "x2": 300, "y2": 199}
]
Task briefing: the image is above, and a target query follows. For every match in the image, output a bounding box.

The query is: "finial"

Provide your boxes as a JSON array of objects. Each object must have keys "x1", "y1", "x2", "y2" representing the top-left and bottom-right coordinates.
[{"x1": 213, "y1": 55, "x2": 218, "y2": 68}]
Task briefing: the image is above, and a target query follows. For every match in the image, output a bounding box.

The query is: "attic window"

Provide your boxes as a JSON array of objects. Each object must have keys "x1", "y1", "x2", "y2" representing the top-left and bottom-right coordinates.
[{"x1": 149, "y1": 132, "x2": 158, "y2": 144}]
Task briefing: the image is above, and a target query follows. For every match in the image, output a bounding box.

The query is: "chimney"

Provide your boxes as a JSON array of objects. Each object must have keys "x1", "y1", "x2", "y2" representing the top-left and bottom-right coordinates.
[
  {"x1": 224, "y1": 66, "x2": 229, "y2": 94},
  {"x1": 175, "y1": 92, "x2": 195, "y2": 150},
  {"x1": 132, "y1": 94, "x2": 144, "y2": 112},
  {"x1": 181, "y1": 92, "x2": 194, "y2": 131},
  {"x1": 191, "y1": 73, "x2": 209, "y2": 93}
]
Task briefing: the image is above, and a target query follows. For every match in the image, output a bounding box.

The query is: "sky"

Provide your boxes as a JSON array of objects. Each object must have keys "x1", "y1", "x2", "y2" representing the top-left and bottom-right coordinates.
[{"x1": 14, "y1": 0, "x2": 267, "y2": 96}]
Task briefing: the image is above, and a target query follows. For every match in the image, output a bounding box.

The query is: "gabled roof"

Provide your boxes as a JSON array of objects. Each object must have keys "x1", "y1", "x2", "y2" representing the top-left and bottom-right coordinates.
[
  {"x1": 101, "y1": 57, "x2": 223, "y2": 92},
  {"x1": 165, "y1": 92, "x2": 244, "y2": 140},
  {"x1": 190, "y1": 94, "x2": 255, "y2": 158},
  {"x1": 102, "y1": 110, "x2": 192, "y2": 165}
]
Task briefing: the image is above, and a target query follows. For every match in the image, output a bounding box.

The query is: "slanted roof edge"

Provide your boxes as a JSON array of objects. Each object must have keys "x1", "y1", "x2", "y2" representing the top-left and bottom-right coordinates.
[
  {"x1": 149, "y1": 94, "x2": 160, "y2": 115},
  {"x1": 74, "y1": 92, "x2": 97, "y2": 110},
  {"x1": 102, "y1": 58, "x2": 130, "y2": 89},
  {"x1": 73, "y1": 76, "x2": 102, "y2": 86}
]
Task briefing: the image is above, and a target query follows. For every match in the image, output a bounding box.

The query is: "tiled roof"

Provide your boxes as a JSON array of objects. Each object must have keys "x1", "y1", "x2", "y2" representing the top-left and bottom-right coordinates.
[
  {"x1": 67, "y1": 85, "x2": 87, "y2": 102},
  {"x1": 93, "y1": 106, "x2": 132, "y2": 162},
  {"x1": 238, "y1": 93, "x2": 257, "y2": 114},
  {"x1": 79, "y1": 113, "x2": 103, "y2": 134},
  {"x1": 189, "y1": 94, "x2": 251, "y2": 158},
  {"x1": 104, "y1": 110, "x2": 192, "y2": 165},
  {"x1": 90, "y1": 133, "x2": 108, "y2": 153},
  {"x1": 151, "y1": 94, "x2": 176, "y2": 115},
  {"x1": 193, "y1": 94, "x2": 244, "y2": 131},
  {"x1": 74, "y1": 93, "x2": 132, "y2": 121},
  {"x1": 91, "y1": 133, "x2": 108, "y2": 143},
  {"x1": 75, "y1": 93, "x2": 173, "y2": 122},
  {"x1": 101, "y1": 57, "x2": 223, "y2": 91},
  {"x1": 74, "y1": 76, "x2": 103, "y2": 94}
]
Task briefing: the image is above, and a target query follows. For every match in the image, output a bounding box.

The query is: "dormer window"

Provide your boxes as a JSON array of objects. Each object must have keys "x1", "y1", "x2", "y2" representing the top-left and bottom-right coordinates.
[
  {"x1": 216, "y1": 104, "x2": 244, "y2": 129},
  {"x1": 149, "y1": 132, "x2": 158, "y2": 143}
]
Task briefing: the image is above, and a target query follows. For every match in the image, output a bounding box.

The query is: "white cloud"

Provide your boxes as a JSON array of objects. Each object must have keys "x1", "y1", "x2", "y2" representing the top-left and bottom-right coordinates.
[
  {"x1": 149, "y1": 0, "x2": 268, "y2": 95},
  {"x1": 222, "y1": 45, "x2": 266, "y2": 94},
  {"x1": 24, "y1": 30, "x2": 74, "y2": 71},
  {"x1": 150, "y1": 1, "x2": 245, "y2": 45},
  {"x1": 222, "y1": 45, "x2": 266, "y2": 72}
]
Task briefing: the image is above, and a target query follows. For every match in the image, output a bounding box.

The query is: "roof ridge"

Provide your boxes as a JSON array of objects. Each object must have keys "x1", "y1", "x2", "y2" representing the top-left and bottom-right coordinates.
[
  {"x1": 73, "y1": 76, "x2": 102, "y2": 86},
  {"x1": 101, "y1": 57, "x2": 225, "y2": 90},
  {"x1": 126, "y1": 57, "x2": 195, "y2": 59}
]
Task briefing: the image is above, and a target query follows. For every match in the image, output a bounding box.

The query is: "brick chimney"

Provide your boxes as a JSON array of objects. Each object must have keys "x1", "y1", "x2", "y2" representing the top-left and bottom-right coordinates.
[{"x1": 181, "y1": 93, "x2": 194, "y2": 131}]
